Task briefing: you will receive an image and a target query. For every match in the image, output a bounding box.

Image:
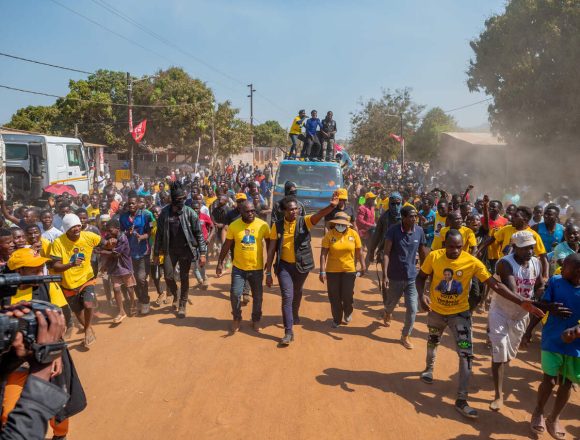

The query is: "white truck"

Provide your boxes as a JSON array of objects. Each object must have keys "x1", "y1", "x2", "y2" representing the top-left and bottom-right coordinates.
[{"x1": 0, "y1": 132, "x2": 91, "y2": 202}]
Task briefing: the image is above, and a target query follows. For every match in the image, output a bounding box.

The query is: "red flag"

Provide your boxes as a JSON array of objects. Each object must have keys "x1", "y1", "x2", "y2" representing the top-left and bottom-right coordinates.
[
  {"x1": 334, "y1": 143, "x2": 343, "y2": 152},
  {"x1": 389, "y1": 133, "x2": 403, "y2": 143},
  {"x1": 131, "y1": 119, "x2": 147, "y2": 143}
]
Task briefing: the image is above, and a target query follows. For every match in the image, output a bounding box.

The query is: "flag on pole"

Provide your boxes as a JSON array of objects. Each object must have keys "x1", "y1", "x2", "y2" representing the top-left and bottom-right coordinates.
[
  {"x1": 389, "y1": 133, "x2": 403, "y2": 143},
  {"x1": 131, "y1": 119, "x2": 147, "y2": 143}
]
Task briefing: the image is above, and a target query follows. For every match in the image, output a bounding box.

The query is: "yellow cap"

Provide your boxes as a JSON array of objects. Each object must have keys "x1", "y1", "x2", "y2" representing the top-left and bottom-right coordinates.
[
  {"x1": 336, "y1": 188, "x2": 348, "y2": 200},
  {"x1": 235, "y1": 193, "x2": 247, "y2": 201},
  {"x1": 365, "y1": 192, "x2": 377, "y2": 199},
  {"x1": 7, "y1": 248, "x2": 50, "y2": 270}
]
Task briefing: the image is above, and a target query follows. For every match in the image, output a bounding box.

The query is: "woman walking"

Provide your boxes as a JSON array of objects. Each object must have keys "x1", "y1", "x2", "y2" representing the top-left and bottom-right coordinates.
[
  {"x1": 320, "y1": 211, "x2": 366, "y2": 328},
  {"x1": 265, "y1": 193, "x2": 338, "y2": 345}
]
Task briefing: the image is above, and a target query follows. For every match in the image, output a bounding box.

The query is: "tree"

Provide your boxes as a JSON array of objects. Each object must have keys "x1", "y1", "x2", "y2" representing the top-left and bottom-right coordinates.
[
  {"x1": 5, "y1": 105, "x2": 60, "y2": 134},
  {"x1": 212, "y1": 101, "x2": 250, "y2": 160},
  {"x1": 407, "y1": 107, "x2": 458, "y2": 161},
  {"x1": 350, "y1": 88, "x2": 424, "y2": 159},
  {"x1": 253, "y1": 120, "x2": 287, "y2": 148},
  {"x1": 467, "y1": 0, "x2": 580, "y2": 146}
]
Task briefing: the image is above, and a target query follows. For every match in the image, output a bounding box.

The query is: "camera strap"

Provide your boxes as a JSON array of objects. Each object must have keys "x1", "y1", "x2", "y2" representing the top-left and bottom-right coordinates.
[{"x1": 31, "y1": 341, "x2": 67, "y2": 365}]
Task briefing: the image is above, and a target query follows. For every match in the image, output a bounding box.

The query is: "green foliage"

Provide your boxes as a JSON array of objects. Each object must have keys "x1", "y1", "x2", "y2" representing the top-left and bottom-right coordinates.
[
  {"x1": 350, "y1": 88, "x2": 424, "y2": 159},
  {"x1": 467, "y1": 0, "x2": 580, "y2": 145},
  {"x1": 253, "y1": 120, "x2": 287, "y2": 148},
  {"x1": 5, "y1": 67, "x2": 248, "y2": 158},
  {"x1": 407, "y1": 107, "x2": 458, "y2": 161}
]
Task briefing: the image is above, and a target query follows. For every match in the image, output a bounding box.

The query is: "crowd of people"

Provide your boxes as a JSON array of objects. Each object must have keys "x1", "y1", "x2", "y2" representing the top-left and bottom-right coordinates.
[{"x1": 0, "y1": 154, "x2": 578, "y2": 439}]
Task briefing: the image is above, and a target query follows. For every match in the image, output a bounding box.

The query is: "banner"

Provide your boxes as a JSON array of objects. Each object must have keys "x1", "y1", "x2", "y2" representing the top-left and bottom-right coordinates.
[
  {"x1": 131, "y1": 119, "x2": 147, "y2": 143},
  {"x1": 389, "y1": 133, "x2": 403, "y2": 143}
]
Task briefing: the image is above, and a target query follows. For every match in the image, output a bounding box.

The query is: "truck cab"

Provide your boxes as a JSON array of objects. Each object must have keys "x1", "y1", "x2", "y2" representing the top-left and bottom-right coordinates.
[
  {"x1": 1, "y1": 133, "x2": 90, "y2": 201},
  {"x1": 273, "y1": 160, "x2": 343, "y2": 212}
]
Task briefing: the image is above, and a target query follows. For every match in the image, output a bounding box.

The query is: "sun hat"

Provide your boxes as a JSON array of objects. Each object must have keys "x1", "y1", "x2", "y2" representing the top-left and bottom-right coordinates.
[
  {"x1": 328, "y1": 211, "x2": 352, "y2": 226},
  {"x1": 511, "y1": 230, "x2": 536, "y2": 248}
]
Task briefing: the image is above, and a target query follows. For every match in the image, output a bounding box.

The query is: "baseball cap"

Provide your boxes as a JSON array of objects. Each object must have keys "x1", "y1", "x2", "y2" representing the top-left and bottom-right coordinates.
[
  {"x1": 336, "y1": 188, "x2": 348, "y2": 200},
  {"x1": 511, "y1": 230, "x2": 536, "y2": 248},
  {"x1": 235, "y1": 193, "x2": 247, "y2": 201},
  {"x1": 8, "y1": 248, "x2": 50, "y2": 270},
  {"x1": 365, "y1": 192, "x2": 377, "y2": 199}
]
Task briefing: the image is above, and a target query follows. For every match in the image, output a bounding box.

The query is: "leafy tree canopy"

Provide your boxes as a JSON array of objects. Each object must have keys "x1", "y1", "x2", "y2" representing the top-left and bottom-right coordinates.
[{"x1": 407, "y1": 107, "x2": 458, "y2": 161}]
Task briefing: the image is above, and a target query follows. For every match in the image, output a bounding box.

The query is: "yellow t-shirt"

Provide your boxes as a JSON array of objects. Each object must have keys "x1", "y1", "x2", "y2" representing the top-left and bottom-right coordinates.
[
  {"x1": 493, "y1": 226, "x2": 546, "y2": 257},
  {"x1": 270, "y1": 215, "x2": 314, "y2": 263},
  {"x1": 434, "y1": 226, "x2": 477, "y2": 252},
  {"x1": 421, "y1": 249, "x2": 492, "y2": 315},
  {"x1": 40, "y1": 238, "x2": 51, "y2": 258},
  {"x1": 226, "y1": 217, "x2": 270, "y2": 271},
  {"x1": 50, "y1": 231, "x2": 102, "y2": 289},
  {"x1": 205, "y1": 196, "x2": 217, "y2": 209},
  {"x1": 289, "y1": 116, "x2": 304, "y2": 135},
  {"x1": 86, "y1": 206, "x2": 100, "y2": 220},
  {"x1": 321, "y1": 228, "x2": 361, "y2": 272},
  {"x1": 10, "y1": 283, "x2": 68, "y2": 308},
  {"x1": 431, "y1": 213, "x2": 447, "y2": 250}
]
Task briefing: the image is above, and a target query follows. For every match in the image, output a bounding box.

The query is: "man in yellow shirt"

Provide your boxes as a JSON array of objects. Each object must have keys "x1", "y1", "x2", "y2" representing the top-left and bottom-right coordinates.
[
  {"x1": 416, "y1": 229, "x2": 544, "y2": 419},
  {"x1": 434, "y1": 211, "x2": 477, "y2": 254},
  {"x1": 216, "y1": 201, "x2": 270, "y2": 332},
  {"x1": 288, "y1": 109, "x2": 306, "y2": 160},
  {"x1": 50, "y1": 213, "x2": 114, "y2": 348},
  {"x1": 430, "y1": 200, "x2": 449, "y2": 251}
]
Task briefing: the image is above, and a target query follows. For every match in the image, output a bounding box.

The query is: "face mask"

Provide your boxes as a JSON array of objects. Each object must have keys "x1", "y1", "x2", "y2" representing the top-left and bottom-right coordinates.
[{"x1": 335, "y1": 225, "x2": 347, "y2": 233}]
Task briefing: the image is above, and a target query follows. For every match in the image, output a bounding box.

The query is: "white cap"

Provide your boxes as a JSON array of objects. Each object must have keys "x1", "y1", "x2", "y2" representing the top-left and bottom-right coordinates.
[
  {"x1": 511, "y1": 230, "x2": 536, "y2": 248},
  {"x1": 62, "y1": 213, "x2": 82, "y2": 233}
]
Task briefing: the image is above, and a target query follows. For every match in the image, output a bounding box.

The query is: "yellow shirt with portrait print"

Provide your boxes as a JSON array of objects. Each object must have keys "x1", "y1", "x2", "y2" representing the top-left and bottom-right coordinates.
[
  {"x1": 434, "y1": 226, "x2": 477, "y2": 252},
  {"x1": 493, "y1": 226, "x2": 546, "y2": 257},
  {"x1": 50, "y1": 231, "x2": 102, "y2": 289},
  {"x1": 227, "y1": 217, "x2": 270, "y2": 271},
  {"x1": 431, "y1": 212, "x2": 448, "y2": 250},
  {"x1": 270, "y1": 215, "x2": 314, "y2": 263},
  {"x1": 322, "y1": 228, "x2": 362, "y2": 272},
  {"x1": 86, "y1": 206, "x2": 100, "y2": 220},
  {"x1": 289, "y1": 116, "x2": 304, "y2": 135},
  {"x1": 420, "y1": 249, "x2": 491, "y2": 315},
  {"x1": 10, "y1": 283, "x2": 68, "y2": 308}
]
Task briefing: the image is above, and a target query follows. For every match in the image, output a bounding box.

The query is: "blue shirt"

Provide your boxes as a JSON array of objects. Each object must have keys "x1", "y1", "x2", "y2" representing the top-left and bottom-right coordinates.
[
  {"x1": 305, "y1": 118, "x2": 322, "y2": 136},
  {"x1": 385, "y1": 224, "x2": 426, "y2": 281},
  {"x1": 541, "y1": 275, "x2": 580, "y2": 357},
  {"x1": 537, "y1": 222, "x2": 564, "y2": 252},
  {"x1": 119, "y1": 210, "x2": 152, "y2": 259},
  {"x1": 420, "y1": 209, "x2": 436, "y2": 243}
]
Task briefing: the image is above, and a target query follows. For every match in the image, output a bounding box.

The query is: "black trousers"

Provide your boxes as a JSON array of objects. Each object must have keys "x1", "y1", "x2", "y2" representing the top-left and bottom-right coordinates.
[
  {"x1": 326, "y1": 272, "x2": 356, "y2": 324},
  {"x1": 302, "y1": 134, "x2": 321, "y2": 159},
  {"x1": 163, "y1": 250, "x2": 193, "y2": 303}
]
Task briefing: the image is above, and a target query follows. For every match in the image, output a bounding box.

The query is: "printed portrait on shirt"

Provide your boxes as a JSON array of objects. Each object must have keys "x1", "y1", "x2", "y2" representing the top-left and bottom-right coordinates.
[
  {"x1": 241, "y1": 229, "x2": 256, "y2": 245},
  {"x1": 435, "y1": 268, "x2": 463, "y2": 295}
]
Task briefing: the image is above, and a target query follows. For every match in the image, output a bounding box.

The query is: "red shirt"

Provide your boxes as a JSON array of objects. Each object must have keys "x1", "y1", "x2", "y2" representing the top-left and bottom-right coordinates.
[
  {"x1": 483, "y1": 215, "x2": 508, "y2": 232},
  {"x1": 198, "y1": 212, "x2": 213, "y2": 240},
  {"x1": 356, "y1": 205, "x2": 376, "y2": 238}
]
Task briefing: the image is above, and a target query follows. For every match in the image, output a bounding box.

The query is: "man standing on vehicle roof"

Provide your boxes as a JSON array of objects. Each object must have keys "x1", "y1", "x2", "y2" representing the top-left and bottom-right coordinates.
[
  {"x1": 288, "y1": 110, "x2": 306, "y2": 160},
  {"x1": 301, "y1": 110, "x2": 323, "y2": 162},
  {"x1": 320, "y1": 111, "x2": 337, "y2": 162}
]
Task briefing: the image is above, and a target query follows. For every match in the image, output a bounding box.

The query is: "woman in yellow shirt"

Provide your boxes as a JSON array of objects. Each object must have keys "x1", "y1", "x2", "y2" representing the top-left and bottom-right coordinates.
[
  {"x1": 265, "y1": 193, "x2": 338, "y2": 345},
  {"x1": 320, "y1": 211, "x2": 366, "y2": 328}
]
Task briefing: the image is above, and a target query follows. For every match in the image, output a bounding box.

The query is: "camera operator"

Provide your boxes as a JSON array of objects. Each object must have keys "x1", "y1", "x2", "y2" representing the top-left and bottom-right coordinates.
[
  {"x1": 0, "y1": 303, "x2": 67, "y2": 440},
  {"x1": 1, "y1": 249, "x2": 87, "y2": 439}
]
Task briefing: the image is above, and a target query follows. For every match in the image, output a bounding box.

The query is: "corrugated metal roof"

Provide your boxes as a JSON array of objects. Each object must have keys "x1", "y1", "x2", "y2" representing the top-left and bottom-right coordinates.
[{"x1": 442, "y1": 132, "x2": 506, "y2": 146}]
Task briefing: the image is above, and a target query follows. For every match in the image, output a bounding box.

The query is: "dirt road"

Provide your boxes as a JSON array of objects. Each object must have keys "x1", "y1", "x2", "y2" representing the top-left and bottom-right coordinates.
[{"x1": 69, "y1": 234, "x2": 579, "y2": 440}]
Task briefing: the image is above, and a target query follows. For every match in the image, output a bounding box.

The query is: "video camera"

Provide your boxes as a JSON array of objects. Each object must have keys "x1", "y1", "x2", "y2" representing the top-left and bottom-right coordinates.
[{"x1": 0, "y1": 274, "x2": 65, "y2": 357}]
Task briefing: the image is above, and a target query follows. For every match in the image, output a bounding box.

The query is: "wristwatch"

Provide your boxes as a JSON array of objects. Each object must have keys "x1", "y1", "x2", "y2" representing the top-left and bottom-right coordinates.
[{"x1": 31, "y1": 341, "x2": 67, "y2": 364}]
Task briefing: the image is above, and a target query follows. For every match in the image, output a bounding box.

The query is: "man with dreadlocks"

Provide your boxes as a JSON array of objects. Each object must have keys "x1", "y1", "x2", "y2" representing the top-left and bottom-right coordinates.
[{"x1": 154, "y1": 181, "x2": 207, "y2": 318}]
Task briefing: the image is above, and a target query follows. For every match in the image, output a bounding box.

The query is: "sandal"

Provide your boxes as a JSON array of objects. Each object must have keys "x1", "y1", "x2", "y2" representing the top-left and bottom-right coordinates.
[
  {"x1": 113, "y1": 314, "x2": 127, "y2": 324},
  {"x1": 420, "y1": 371, "x2": 433, "y2": 384},
  {"x1": 455, "y1": 400, "x2": 478, "y2": 419},
  {"x1": 83, "y1": 328, "x2": 96, "y2": 348},
  {"x1": 129, "y1": 304, "x2": 138, "y2": 316},
  {"x1": 546, "y1": 417, "x2": 565, "y2": 439},
  {"x1": 530, "y1": 412, "x2": 546, "y2": 434},
  {"x1": 155, "y1": 292, "x2": 166, "y2": 306}
]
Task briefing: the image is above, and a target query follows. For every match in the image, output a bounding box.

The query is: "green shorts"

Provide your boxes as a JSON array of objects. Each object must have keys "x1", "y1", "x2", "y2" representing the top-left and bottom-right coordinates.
[{"x1": 541, "y1": 350, "x2": 580, "y2": 384}]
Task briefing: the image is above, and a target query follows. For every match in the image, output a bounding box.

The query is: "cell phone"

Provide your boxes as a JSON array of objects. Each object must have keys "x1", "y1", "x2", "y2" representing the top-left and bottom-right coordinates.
[{"x1": 77, "y1": 252, "x2": 85, "y2": 260}]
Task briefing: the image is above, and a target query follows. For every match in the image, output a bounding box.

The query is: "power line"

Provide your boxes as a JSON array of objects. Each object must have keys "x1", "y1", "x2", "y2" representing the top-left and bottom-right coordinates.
[
  {"x1": 443, "y1": 97, "x2": 493, "y2": 113},
  {"x1": 48, "y1": 0, "x2": 172, "y2": 63},
  {"x1": 0, "y1": 51, "x2": 93, "y2": 75},
  {"x1": 0, "y1": 83, "x2": 210, "y2": 108}
]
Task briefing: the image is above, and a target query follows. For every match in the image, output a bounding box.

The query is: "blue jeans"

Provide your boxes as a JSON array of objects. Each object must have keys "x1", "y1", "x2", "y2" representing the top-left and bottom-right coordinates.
[
  {"x1": 384, "y1": 278, "x2": 418, "y2": 336},
  {"x1": 230, "y1": 266, "x2": 263, "y2": 321},
  {"x1": 289, "y1": 134, "x2": 299, "y2": 158},
  {"x1": 277, "y1": 260, "x2": 309, "y2": 335}
]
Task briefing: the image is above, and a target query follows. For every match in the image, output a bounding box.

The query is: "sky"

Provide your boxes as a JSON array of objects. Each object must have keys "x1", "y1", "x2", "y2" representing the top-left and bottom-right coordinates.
[{"x1": 0, "y1": 0, "x2": 508, "y2": 139}]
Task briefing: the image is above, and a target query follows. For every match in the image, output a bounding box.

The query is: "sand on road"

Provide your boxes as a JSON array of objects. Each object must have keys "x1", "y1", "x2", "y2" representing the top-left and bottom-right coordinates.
[{"x1": 69, "y1": 233, "x2": 579, "y2": 440}]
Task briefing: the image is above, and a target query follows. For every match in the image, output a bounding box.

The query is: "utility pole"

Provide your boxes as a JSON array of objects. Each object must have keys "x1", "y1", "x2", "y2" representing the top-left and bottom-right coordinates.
[
  {"x1": 74, "y1": 123, "x2": 79, "y2": 138},
  {"x1": 247, "y1": 83, "x2": 255, "y2": 166},
  {"x1": 126, "y1": 72, "x2": 134, "y2": 176},
  {"x1": 400, "y1": 113, "x2": 405, "y2": 167}
]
